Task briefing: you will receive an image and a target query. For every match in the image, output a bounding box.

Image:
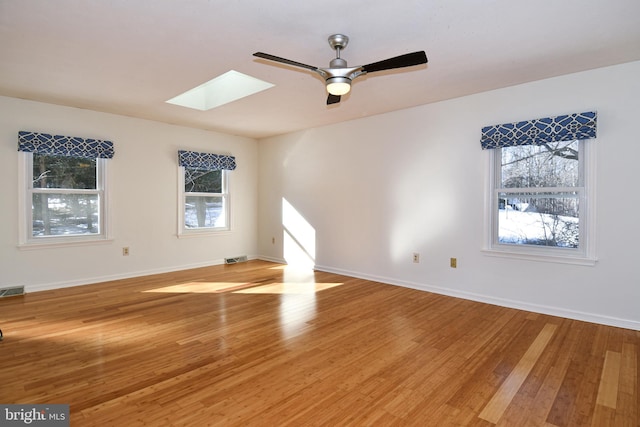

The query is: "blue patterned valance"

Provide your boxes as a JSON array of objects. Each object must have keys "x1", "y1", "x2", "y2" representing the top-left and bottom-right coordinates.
[
  {"x1": 18, "y1": 131, "x2": 115, "y2": 159},
  {"x1": 178, "y1": 150, "x2": 236, "y2": 171},
  {"x1": 480, "y1": 111, "x2": 597, "y2": 149}
]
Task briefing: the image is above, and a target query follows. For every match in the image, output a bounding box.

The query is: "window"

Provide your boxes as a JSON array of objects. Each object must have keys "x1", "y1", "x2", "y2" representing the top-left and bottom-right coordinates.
[
  {"x1": 177, "y1": 150, "x2": 236, "y2": 235},
  {"x1": 481, "y1": 112, "x2": 596, "y2": 264},
  {"x1": 180, "y1": 167, "x2": 229, "y2": 232},
  {"x1": 17, "y1": 131, "x2": 114, "y2": 247}
]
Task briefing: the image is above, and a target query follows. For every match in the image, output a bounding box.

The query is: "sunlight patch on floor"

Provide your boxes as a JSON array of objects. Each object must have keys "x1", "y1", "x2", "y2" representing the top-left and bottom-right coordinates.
[
  {"x1": 143, "y1": 280, "x2": 343, "y2": 295},
  {"x1": 144, "y1": 282, "x2": 255, "y2": 293},
  {"x1": 233, "y1": 282, "x2": 343, "y2": 295}
]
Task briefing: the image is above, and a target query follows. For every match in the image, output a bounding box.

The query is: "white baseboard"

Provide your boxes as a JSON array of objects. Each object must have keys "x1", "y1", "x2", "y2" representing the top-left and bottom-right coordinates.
[
  {"x1": 314, "y1": 264, "x2": 640, "y2": 332},
  {"x1": 257, "y1": 255, "x2": 287, "y2": 264}
]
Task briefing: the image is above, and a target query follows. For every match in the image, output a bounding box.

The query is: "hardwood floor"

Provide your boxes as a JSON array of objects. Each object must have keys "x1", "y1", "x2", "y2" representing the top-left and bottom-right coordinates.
[{"x1": 0, "y1": 260, "x2": 638, "y2": 426}]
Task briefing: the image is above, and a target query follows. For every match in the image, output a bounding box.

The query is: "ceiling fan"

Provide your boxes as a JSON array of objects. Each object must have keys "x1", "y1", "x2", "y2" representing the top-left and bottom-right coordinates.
[{"x1": 253, "y1": 34, "x2": 428, "y2": 105}]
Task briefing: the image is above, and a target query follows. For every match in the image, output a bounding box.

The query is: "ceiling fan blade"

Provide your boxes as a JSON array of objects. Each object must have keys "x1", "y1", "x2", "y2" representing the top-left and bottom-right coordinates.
[
  {"x1": 327, "y1": 94, "x2": 341, "y2": 105},
  {"x1": 253, "y1": 52, "x2": 319, "y2": 72},
  {"x1": 362, "y1": 51, "x2": 428, "y2": 74}
]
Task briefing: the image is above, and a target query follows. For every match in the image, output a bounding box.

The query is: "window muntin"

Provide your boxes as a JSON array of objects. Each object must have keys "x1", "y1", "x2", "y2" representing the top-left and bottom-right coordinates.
[
  {"x1": 23, "y1": 153, "x2": 107, "y2": 242},
  {"x1": 181, "y1": 167, "x2": 229, "y2": 232},
  {"x1": 489, "y1": 140, "x2": 592, "y2": 259}
]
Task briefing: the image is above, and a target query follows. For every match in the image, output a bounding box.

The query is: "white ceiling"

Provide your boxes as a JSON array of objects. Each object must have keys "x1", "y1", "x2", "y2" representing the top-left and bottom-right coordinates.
[{"x1": 1, "y1": 0, "x2": 640, "y2": 139}]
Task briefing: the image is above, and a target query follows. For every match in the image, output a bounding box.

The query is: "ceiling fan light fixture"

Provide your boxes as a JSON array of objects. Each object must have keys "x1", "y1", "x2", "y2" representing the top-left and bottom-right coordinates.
[{"x1": 326, "y1": 76, "x2": 351, "y2": 96}]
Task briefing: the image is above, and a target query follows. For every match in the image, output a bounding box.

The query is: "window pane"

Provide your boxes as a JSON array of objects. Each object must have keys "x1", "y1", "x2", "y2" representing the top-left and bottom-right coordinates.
[
  {"x1": 32, "y1": 154, "x2": 97, "y2": 189},
  {"x1": 184, "y1": 168, "x2": 222, "y2": 193},
  {"x1": 32, "y1": 193, "x2": 100, "y2": 236},
  {"x1": 497, "y1": 193, "x2": 579, "y2": 248},
  {"x1": 185, "y1": 196, "x2": 225, "y2": 228},
  {"x1": 501, "y1": 141, "x2": 579, "y2": 188}
]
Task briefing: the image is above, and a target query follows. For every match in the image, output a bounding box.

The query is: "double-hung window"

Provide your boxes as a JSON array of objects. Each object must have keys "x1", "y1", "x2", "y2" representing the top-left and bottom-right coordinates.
[
  {"x1": 482, "y1": 112, "x2": 597, "y2": 264},
  {"x1": 18, "y1": 131, "x2": 114, "y2": 246},
  {"x1": 177, "y1": 150, "x2": 236, "y2": 235}
]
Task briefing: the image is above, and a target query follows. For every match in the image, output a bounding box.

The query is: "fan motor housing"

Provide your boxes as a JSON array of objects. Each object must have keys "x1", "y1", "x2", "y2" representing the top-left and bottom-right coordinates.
[{"x1": 330, "y1": 57, "x2": 348, "y2": 68}]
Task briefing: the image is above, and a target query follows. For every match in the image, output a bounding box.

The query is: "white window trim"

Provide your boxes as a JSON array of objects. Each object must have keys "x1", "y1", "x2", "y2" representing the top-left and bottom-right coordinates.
[
  {"x1": 177, "y1": 165, "x2": 231, "y2": 238},
  {"x1": 482, "y1": 140, "x2": 597, "y2": 266},
  {"x1": 17, "y1": 152, "x2": 112, "y2": 249}
]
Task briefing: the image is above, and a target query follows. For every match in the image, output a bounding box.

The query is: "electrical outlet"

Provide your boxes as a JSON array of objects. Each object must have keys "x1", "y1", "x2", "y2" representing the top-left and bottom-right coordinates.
[
  {"x1": 413, "y1": 253, "x2": 420, "y2": 263},
  {"x1": 123, "y1": 247, "x2": 130, "y2": 256},
  {"x1": 450, "y1": 257, "x2": 457, "y2": 268}
]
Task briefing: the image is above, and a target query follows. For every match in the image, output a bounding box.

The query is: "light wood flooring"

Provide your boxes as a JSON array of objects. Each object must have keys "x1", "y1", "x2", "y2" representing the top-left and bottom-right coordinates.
[{"x1": 0, "y1": 260, "x2": 638, "y2": 426}]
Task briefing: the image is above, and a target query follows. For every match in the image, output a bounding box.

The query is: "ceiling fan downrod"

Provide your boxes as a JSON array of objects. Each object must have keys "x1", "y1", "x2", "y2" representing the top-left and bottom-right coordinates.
[{"x1": 328, "y1": 34, "x2": 349, "y2": 68}]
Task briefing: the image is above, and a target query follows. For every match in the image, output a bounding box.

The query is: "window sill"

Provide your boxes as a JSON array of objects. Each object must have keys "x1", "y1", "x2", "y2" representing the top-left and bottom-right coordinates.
[
  {"x1": 481, "y1": 247, "x2": 597, "y2": 266},
  {"x1": 177, "y1": 229, "x2": 232, "y2": 239},
  {"x1": 18, "y1": 237, "x2": 114, "y2": 251}
]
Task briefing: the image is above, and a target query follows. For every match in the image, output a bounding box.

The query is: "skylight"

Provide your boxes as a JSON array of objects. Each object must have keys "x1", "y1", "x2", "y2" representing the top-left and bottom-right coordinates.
[{"x1": 166, "y1": 70, "x2": 274, "y2": 111}]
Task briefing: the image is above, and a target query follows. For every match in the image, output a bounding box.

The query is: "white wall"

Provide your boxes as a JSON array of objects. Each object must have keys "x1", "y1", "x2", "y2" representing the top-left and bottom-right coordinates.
[
  {"x1": 0, "y1": 96, "x2": 258, "y2": 291},
  {"x1": 258, "y1": 61, "x2": 640, "y2": 330}
]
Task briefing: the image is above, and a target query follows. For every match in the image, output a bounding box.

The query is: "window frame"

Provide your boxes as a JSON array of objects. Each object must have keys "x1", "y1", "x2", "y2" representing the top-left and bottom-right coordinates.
[
  {"x1": 483, "y1": 139, "x2": 596, "y2": 265},
  {"x1": 18, "y1": 151, "x2": 111, "y2": 249},
  {"x1": 177, "y1": 165, "x2": 231, "y2": 237}
]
